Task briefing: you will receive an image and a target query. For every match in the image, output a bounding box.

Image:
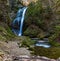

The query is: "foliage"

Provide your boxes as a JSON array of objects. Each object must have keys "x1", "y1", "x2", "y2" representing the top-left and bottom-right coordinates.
[
  {"x1": 26, "y1": 1, "x2": 43, "y2": 17},
  {"x1": 0, "y1": 22, "x2": 15, "y2": 41},
  {"x1": 24, "y1": 25, "x2": 41, "y2": 37},
  {"x1": 25, "y1": 0, "x2": 43, "y2": 26},
  {"x1": 37, "y1": 32, "x2": 46, "y2": 39},
  {"x1": 0, "y1": 0, "x2": 20, "y2": 41},
  {"x1": 49, "y1": 25, "x2": 60, "y2": 46},
  {"x1": 33, "y1": 46, "x2": 60, "y2": 59},
  {"x1": 20, "y1": 36, "x2": 36, "y2": 47},
  {"x1": 24, "y1": 0, "x2": 56, "y2": 38}
]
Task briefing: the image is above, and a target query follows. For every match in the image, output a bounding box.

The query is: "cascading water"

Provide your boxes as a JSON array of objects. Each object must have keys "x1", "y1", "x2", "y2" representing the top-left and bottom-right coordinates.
[
  {"x1": 12, "y1": 7, "x2": 51, "y2": 48},
  {"x1": 12, "y1": 7, "x2": 27, "y2": 36}
]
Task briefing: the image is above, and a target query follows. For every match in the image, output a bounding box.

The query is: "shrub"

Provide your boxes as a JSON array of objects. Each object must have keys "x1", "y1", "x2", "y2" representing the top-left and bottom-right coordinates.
[
  {"x1": 20, "y1": 36, "x2": 36, "y2": 47},
  {"x1": 49, "y1": 25, "x2": 60, "y2": 46},
  {"x1": 33, "y1": 46, "x2": 60, "y2": 59}
]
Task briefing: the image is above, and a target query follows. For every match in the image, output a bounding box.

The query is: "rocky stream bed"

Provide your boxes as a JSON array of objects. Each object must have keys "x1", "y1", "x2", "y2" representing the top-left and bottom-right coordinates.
[{"x1": 0, "y1": 41, "x2": 60, "y2": 61}]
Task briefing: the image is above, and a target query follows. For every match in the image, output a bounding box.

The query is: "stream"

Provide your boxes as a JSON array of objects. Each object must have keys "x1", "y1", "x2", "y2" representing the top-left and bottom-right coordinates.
[
  {"x1": 12, "y1": 7, "x2": 51, "y2": 48},
  {"x1": 32, "y1": 38, "x2": 51, "y2": 48},
  {"x1": 35, "y1": 41, "x2": 51, "y2": 48}
]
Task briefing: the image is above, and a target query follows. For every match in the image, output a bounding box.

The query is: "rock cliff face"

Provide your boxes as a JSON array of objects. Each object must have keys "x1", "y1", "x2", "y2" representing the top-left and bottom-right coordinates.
[
  {"x1": 20, "y1": 0, "x2": 38, "y2": 6},
  {"x1": 0, "y1": 0, "x2": 60, "y2": 59},
  {"x1": 0, "y1": 0, "x2": 60, "y2": 39}
]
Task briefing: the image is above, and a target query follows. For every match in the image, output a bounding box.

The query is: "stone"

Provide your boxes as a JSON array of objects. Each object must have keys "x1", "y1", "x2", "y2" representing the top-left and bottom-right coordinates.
[
  {"x1": 0, "y1": 56, "x2": 3, "y2": 61},
  {"x1": 3, "y1": 55, "x2": 13, "y2": 61},
  {"x1": 51, "y1": 59, "x2": 56, "y2": 61},
  {"x1": 19, "y1": 0, "x2": 38, "y2": 6},
  {"x1": 0, "y1": 50, "x2": 5, "y2": 59},
  {"x1": 41, "y1": 56, "x2": 50, "y2": 60}
]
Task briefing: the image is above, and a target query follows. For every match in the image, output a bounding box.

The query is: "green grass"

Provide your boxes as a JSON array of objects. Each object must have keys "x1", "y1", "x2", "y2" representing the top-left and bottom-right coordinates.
[{"x1": 0, "y1": 24, "x2": 16, "y2": 41}]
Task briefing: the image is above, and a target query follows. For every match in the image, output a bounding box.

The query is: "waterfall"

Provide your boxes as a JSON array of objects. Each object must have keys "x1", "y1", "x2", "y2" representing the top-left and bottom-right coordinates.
[{"x1": 12, "y1": 7, "x2": 27, "y2": 36}]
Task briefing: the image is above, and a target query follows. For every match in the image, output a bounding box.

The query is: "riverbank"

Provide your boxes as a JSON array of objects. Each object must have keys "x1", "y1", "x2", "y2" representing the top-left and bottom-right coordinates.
[
  {"x1": 0, "y1": 40, "x2": 30, "y2": 55},
  {"x1": 0, "y1": 40, "x2": 60, "y2": 61},
  {"x1": 0, "y1": 0, "x2": 60, "y2": 61}
]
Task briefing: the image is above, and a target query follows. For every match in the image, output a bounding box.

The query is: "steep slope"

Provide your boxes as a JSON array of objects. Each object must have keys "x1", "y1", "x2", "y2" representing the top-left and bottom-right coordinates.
[
  {"x1": 24, "y1": 0, "x2": 60, "y2": 39},
  {"x1": 0, "y1": 0, "x2": 19, "y2": 41}
]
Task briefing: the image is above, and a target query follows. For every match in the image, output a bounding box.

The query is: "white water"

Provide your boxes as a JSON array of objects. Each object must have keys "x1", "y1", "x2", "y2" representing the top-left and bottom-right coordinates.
[
  {"x1": 12, "y1": 7, "x2": 51, "y2": 48},
  {"x1": 19, "y1": 7, "x2": 27, "y2": 36},
  {"x1": 12, "y1": 7, "x2": 27, "y2": 36},
  {"x1": 32, "y1": 38, "x2": 51, "y2": 48},
  {"x1": 35, "y1": 41, "x2": 51, "y2": 48}
]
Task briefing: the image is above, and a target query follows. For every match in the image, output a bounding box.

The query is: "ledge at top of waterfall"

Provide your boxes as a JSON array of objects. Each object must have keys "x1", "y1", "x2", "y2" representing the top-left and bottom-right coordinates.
[{"x1": 12, "y1": 7, "x2": 27, "y2": 36}]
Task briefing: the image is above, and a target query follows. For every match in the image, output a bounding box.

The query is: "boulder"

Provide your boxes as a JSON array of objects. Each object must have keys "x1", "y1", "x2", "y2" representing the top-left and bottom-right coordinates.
[{"x1": 19, "y1": 0, "x2": 38, "y2": 6}]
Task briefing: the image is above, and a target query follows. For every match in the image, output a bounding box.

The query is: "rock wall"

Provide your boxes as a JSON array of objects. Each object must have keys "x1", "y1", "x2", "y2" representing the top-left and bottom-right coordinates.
[{"x1": 20, "y1": 0, "x2": 38, "y2": 6}]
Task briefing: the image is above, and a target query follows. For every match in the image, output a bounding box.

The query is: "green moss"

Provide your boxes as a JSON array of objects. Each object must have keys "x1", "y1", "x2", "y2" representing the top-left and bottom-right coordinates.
[
  {"x1": 18, "y1": 36, "x2": 36, "y2": 47},
  {"x1": 33, "y1": 47, "x2": 60, "y2": 59},
  {"x1": 0, "y1": 35, "x2": 6, "y2": 41},
  {"x1": 0, "y1": 24, "x2": 16, "y2": 41},
  {"x1": 6, "y1": 26, "x2": 15, "y2": 37}
]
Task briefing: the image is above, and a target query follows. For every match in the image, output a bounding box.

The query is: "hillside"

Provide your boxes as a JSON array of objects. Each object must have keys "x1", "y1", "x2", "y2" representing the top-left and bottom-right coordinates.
[{"x1": 0, "y1": 0, "x2": 60, "y2": 60}]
